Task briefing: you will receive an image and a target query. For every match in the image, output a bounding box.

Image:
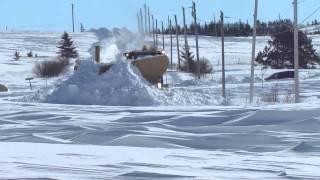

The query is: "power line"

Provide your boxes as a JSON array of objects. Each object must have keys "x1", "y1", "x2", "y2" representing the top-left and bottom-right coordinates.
[
  {"x1": 298, "y1": 0, "x2": 310, "y2": 4},
  {"x1": 300, "y1": 4, "x2": 320, "y2": 24}
]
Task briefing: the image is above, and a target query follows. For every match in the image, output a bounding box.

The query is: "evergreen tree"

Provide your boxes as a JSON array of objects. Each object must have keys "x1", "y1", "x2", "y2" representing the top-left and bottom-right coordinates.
[
  {"x1": 161, "y1": 18, "x2": 320, "y2": 37},
  {"x1": 256, "y1": 29, "x2": 320, "y2": 69},
  {"x1": 180, "y1": 45, "x2": 195, "y2": 72},
  {"x1": 57, "y1": 32, "x2": 78, "y2": 59}
]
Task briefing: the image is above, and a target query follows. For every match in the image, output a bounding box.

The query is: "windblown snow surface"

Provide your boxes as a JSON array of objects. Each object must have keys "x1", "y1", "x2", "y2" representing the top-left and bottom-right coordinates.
[{"x1": 1, "y1": 29, "x2": 320, "y2": 179}]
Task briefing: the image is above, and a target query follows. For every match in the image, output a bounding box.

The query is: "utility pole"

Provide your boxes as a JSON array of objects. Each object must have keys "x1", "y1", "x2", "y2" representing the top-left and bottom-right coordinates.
[
  {"x1": 293, "y1": 0, "x2": 299, "y2": 103},
  {"x1": 169, "y1": 16, "x2": 173, "y2": 69},
  {"x1": 140, "y1": 8, "x2": 144, "y2": 33},
  {"x1": 152, "y1": 15, "x2": 155, "y2": 47},
  {"x1": 192, "y1": 2, "x2": 200, "y2": 79},
  {"x1": 148, "y1": 7, "x2": 151, "y2": 34},
  {"x1": 221, "y1": 11, "x2": 226, "y2": 99},
  {"x1": 71, "y1": 3, "x2": 75, "y2": 32},
  {"x1": 182, "y1": 7, "x2": 190, "y2": 72},
  {"x1": 175, "y1": 15, "x2": 181, "y2": 70},
  {"x1": 137, "y1": 13, "x2": 141, "y2": 33},
  {"x1": 162, "y1": 21, "x2": 165, "y2": 50},
  {"x1": 156, "y1": 19, "x2": 158, "y2": 48},
  {"x1": 250, "y1": 0, "x2": 258, "y2": 103},
  {"x1": 144, "y1": 4, "x2": 148, "y2": 33}
]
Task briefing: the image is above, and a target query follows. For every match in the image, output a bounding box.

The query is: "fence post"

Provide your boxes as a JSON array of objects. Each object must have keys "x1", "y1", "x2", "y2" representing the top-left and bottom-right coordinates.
[{"x1": 95, "y1": 45, "x2": 100, "y2": 63}]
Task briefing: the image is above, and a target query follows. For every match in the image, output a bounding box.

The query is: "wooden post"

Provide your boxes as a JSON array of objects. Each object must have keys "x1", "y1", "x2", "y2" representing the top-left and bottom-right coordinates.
[
  {"x1": 144, "y1": 4, "x2": 148, "y2": 33},
  {"x1": 192, "y1": 1, "x2": 200, "y2": 79},
  {"x1": 250, "y1": 0, "x2": 258, "y2": 103},
  {"x1": 221, "y1": 11, "x2": 226, "y2": 99},
  {"x1": 175, "y1": 15, "x2": 181, "y2": 70},
  {"x1": 137, "y1": 13, "x2": 141, "y2": 33},
  {"x1": 95, "y1": 46, "x2": 100, "y2": 63},
  {"x1": 156, "y1": 19, "x2": 158, "y2": 48},
  {"x1": 72, "y1": 3, "x2": 75, "y2": 32},
  {"x1": 169, "y1": 16, "x2": 173, "y2": 69},
  {"x1": 293, "y1": 0, "x2": 299, "y2": 103},
  {"x1": 140, "y1": 8, "x2": 144, "y2": 33},
  {"x1": 214, "y1": 15, "x2": 218, "y2": 37},
  {"x1": 182, "y1": 7, "x2": 190, "y2": 72},
  {"x1": 26, "y1": 78, "x2": 34, "y2": 90},
  {"x1": 152, "y1": 15, "x2": 155, "y2": 47},
  {"x1": 148, "y1": 6, "x2": 151, "y2": 34},
  {"x1": 162, "y1": 21, "x2": 165, "y2": 50}
]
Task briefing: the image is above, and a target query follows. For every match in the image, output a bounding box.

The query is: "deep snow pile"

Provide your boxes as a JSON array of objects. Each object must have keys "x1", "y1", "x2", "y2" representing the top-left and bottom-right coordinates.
[
  {"x1": 42, "y1": 29, "x2": 165, "y2": 106},
  {"x1": 46, "y1": 59, "x2": 162, "y2": 106},
  {"x1": 44, "y1": 59, "x2": 223, "y2": 106}
]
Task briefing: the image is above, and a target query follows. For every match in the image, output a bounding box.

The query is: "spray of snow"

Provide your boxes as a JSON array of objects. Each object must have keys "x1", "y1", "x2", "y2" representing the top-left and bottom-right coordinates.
[{"x1": 97, "y1": 28, "x2": 148, "y2": 63}]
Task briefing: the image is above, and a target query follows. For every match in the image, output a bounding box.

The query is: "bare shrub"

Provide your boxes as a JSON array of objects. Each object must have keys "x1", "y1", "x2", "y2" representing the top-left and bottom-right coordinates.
[
  {"x1": 33, "y1": 57, "x2": 69, "y2": 78},
  {"x1": 282, "y1": 93, "x2": 294, "y2": 104},
  {"x1": 27, "y1": 51, "x2": 33, "y2": 57},
  {"x1": 180, "y1": 57, "x2": 213, "y2": 77},
  {"x1": 260, "y1": 85, "x2": 279, "y2": 104},
  {"x1": 199, "y1": 57, "x2": 213, "y2": 76},
  {"x1": 260, "y1": 85, "x2": 294, "y2": 104}
]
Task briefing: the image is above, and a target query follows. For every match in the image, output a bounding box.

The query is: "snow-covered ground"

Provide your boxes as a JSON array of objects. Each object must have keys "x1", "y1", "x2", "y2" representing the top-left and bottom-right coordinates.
[{"x1": 0, "y1": 30, "x2": 320, "y2": 179}]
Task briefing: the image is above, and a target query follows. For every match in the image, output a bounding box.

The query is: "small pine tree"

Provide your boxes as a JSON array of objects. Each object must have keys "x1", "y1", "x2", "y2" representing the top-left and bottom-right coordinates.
[
  {"x1": 180, "y1": 45, "x2": 195, "y2": 72},
  {"x1": 14, "y1": 50, "x2": 20, "y2": 61},
  {"x1": 27, "y1": 51, "x2": 33, "y2": 57},
  {"x1": 57, "y1": 32, "x2": 78, "y2": 60}
]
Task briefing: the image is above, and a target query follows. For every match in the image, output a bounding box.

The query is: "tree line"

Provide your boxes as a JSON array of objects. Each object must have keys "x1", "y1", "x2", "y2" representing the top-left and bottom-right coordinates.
[{"x1": 160, "y1": 19, "x2": 306, "y2": 37}]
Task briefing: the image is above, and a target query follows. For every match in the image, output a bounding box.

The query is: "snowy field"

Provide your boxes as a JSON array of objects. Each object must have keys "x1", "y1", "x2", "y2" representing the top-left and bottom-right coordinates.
[{"x1": 0, "y1": 30, "x2": 320, "y2": 179}]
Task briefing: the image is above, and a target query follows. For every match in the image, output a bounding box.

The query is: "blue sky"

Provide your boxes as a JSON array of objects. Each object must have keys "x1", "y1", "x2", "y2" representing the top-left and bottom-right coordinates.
[{"x1": 0, "y1": 0, "x2": 319, "y2": 32}]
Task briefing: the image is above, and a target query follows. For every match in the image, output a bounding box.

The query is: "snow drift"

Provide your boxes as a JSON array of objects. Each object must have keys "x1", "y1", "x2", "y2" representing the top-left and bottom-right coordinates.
[{"x1": 291, "y1": 141, "x2": 320, "y2": 152}]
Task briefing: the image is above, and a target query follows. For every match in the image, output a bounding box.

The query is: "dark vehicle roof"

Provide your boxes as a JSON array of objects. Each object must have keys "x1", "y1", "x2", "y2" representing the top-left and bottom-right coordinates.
[
  {"x1": 265, "y1": 71, "x2": 294, "y2": 81},
  {"x1": 124, "y1": 50, "x2": 163, "y2": 58}
]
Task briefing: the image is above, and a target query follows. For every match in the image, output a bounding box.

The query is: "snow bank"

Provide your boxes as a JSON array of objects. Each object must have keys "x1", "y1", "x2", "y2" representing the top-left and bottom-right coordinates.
[
  {"x1": 291, "y1": 141, "x2": 320, "y2": 152},
  {"x1": 44, "y1": 58, "x2": 222, "y2": 106},
  {"x1": 44, "y1": 29, "x2": 166, "y2": 106},
  {"x1": 46, "y1": 59, "x2": 162, "y2": 106}
]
